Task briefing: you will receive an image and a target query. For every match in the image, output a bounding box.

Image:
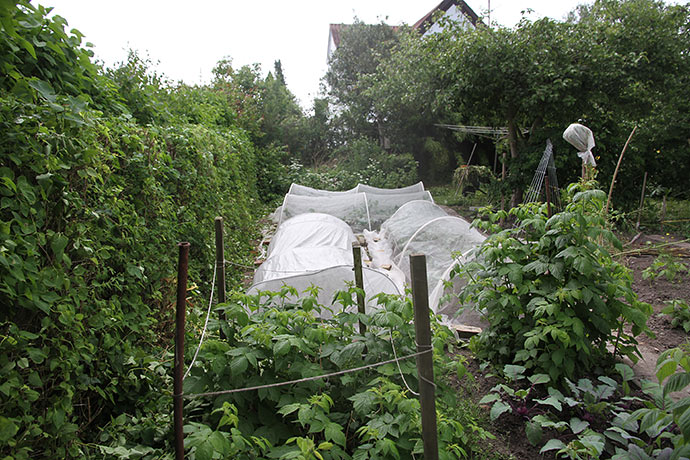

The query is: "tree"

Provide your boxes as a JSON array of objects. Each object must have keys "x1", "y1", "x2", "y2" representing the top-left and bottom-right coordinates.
[
  {"x1": 569, "y1": 0, "x2": 690, "y2": 203},
  {"x1": 261, "y1": 64, "x2": 303, "y2": 151},
  {"x1": 368, "y1": 27, "x2": 461, "y2": 181},
  {"x1": 370, "y1": 0, "x2": 690, "y2": 206},
  {"x1": 324, "y1": 19, "x2": 399, "y2": 144}
]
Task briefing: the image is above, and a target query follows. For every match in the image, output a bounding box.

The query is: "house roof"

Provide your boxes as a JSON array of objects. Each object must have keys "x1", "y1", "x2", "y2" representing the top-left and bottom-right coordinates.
[
  {"x1": 329, "y1": 24, "x2": 345, "y2": 49},
  {"x1": 328, "y1": 1, "x2": 481, "y2": 59},
  {"x1": 412, "y1": 0, "x2": 481, "y2": 34}
]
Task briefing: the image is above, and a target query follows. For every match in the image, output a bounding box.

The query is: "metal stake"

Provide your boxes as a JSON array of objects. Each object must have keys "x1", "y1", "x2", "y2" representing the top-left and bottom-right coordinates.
[
  {"x1": 215, "y1": 217, "x2": 226, "y2": 340},
  {"x1": 352, "y1": 242, "x2": 366, "y2": 335},
  {"x1": 174, "y1": 242, "x2": 190, "y2": 460}
]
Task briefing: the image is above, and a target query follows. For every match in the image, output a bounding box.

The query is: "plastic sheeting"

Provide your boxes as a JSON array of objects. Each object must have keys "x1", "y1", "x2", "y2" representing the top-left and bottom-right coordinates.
[
  {"x1": 366, "y1": 191, "x2": 434, "y2": 230},
  {"x1": 280, "y1": 193, "x2": 372, "y2": 232},
  {"x1": 287, "y1": 183, "x2": 358, "y2": 196},
  {"x1": 356, "y1": 182, "x2": 425, "y2": 195},
  {"x1": 279, "y1": 190, "x2": 433, "y2": 232},
  {"x1": 247, "y1": 265, "x2": 403, "y2": 319},
  {"x1": 254, "y1": 247, "x2": 352, "y2": 284},
  {"x1": 395, "y1": 216, "x2": 485, "y2": 314},
  {"x1": 253, "y1": 181, "x2": 490, "y2": 325},
  {"x1": 379, "y1": 200, "x2": 448, "y2": 256},
  {"x1": 287, "y1": 182, "x2": 426, "y2": 196},
  {"x1": 267, "y1": 213, "x2": 356, "y2": 257},
  {"x1": 563, "y1": 123, "x2": 596, "y2": 166}
]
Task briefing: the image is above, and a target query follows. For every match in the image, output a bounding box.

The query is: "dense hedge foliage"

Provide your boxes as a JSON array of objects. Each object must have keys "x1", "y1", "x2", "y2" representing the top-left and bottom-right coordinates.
[
  {"x1": 286, "y1": 138, "x2": 419, "y2": 191},
  {"x1": 0, "y1": 2, "x2": 268, "y2": 458}
]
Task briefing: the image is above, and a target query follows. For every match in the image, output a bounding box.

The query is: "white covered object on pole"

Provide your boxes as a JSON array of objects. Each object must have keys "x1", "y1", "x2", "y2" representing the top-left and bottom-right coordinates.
[{"x1": 563, "y1": 123, "x2": 596, "y2": 167}]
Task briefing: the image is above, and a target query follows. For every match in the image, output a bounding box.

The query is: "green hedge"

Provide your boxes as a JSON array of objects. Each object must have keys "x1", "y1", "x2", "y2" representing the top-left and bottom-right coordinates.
[{"x1": 0, "y1": 2, "x2": 263, "y2": 458}]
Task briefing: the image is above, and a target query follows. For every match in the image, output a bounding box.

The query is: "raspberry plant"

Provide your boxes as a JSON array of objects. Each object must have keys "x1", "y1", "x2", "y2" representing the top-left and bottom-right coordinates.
[{"x1": 457, "y1": 183, "x2": 652, "y2": 384}]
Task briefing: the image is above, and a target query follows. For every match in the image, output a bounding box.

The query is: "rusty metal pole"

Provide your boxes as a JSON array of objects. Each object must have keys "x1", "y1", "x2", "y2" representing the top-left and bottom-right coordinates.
[
  {"x1": 215, "y1": 217, "x2": 226, "y2": 340},
  {"x1": 174, "y1": 242, "x2": 190, "y2": 460},
  {"x1": 410, "y1": 254, "x2": 439, "y2": 460},
  {"x1": 636, "y1": 171, "x2": 648, "y2": 231},
  {"x1": 545, "y1": 175, "x2": 553, "y2": 218},
  {"x1": 352, "y1": 242, "x2": 366, "y2": 335}
]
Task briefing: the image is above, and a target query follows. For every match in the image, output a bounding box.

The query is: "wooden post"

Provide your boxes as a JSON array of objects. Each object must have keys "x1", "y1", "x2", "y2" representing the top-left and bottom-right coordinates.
[
  {"x1": 409, "y1": 254, "x2": 439, "y2": 460},
  {"x1": 500, "y1": 151, "x2": 507, "y2": 212},
  {"x1": 545, "y1": 175, "x2": 553, "y2": 218},
  {"x1": 661, "y1": 193, "x2": 667, "y2": 232},
  {"x1": 174, "y1": 242, "x2": 190, "y2": 460},
  {"x1": 214, "y1": 217, "x2": 226, "y2": 340},
  {"x1": 605, "y1": 125, "x2": 637, "y2": 215},
  {"x1": 352, "y1": 242, "x2": 366, "y2": 335},
  {"x1": 636, "y1": 171, "x2": 648, "y2": 231},
  {"x1": 493, "y1": 147, "x2": 498, "y2": 175}
]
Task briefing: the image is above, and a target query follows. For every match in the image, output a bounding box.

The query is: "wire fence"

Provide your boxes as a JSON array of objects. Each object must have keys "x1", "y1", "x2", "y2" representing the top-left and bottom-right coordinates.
[
  {"x1": 180, "y1": 256, "x2": 429, "y2": 401},
  {"x1": 180, "y1": 348, "x2": 431, "y2": 399}
]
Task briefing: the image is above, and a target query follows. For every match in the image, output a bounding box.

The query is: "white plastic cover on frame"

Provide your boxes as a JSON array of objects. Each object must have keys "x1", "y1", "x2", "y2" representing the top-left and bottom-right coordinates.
[
  {"x1": 253, "y1": 181, "x2": 489, "y2": 325},
  {"x1": 279, "y1": 193, "x2": 372, "y2": 232},
  {"x1": 247, "y1": 265, "x2": 403, "y2": 319},
  {"x1": 395, "y1": 216, "x2": 485, "y2": 315},
  {"x1": 279, "y1": 190, "x2": 434, "y2": 232},
  {"x1": 366, "y1": 191, "x2": 434, "y2": 230},
  {"x1": 287, "y1": 183, "x2": 358, "y2": 196},
  {"x1": 379, "y1": 200, "x2": 448, "y2": 256},
  {"x1": 254, "y1": 247, "x2": 353, "y2": 284},
  {"x1": 356, "y1": 182, "x2": 425, "y2": 195},
  {"x1": 267, "y1": 213, "x2": 356, "y2": 257},
  {"x1": 287, "y1": 181, "x2": 425, "y2": 197}
]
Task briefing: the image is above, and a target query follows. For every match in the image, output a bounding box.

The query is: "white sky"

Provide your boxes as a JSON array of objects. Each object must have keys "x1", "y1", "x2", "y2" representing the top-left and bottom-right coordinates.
[{"x1": 45, "y1": 0, "x2": 593, "y2": 110}]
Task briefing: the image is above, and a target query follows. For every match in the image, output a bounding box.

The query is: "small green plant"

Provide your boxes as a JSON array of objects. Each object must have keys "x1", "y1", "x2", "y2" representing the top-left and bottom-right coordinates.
[
  {"x1": 642, "y1": 251, "x2": 689, "y2": 283},
  {"x1": 662, "y1": 299, "x2": 690, "y2": 332},
  {"x1": 478, "y1": 364, "x2": 617, "y2": 458},
  {"x1": 610, "y1": 347, "x2": 690, "y2": 459}
]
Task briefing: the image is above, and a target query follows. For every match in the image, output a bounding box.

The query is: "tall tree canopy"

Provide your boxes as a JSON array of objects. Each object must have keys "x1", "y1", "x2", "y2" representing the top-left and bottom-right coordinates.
[
  {"x1": 367, "y1": 0, "x2": 690, "y2": 205},
  {"x1": 325, "y1": 20, "x2": 399, "y2": 143}
]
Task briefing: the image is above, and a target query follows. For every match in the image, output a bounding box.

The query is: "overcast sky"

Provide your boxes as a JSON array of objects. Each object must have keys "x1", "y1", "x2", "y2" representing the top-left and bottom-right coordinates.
[{"x1": 46, "y1": 1, "x2": 595, "y2": 110}]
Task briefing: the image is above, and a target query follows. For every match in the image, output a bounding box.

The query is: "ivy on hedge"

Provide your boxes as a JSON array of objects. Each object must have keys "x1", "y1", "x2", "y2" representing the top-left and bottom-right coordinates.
[{"x1": 0, "y1": 2, "x2": 264, "y2": 458}]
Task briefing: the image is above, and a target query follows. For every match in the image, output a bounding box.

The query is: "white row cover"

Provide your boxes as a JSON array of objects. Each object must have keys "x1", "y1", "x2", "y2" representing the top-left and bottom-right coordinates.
[
  {"x1": 395, "y1": 216, "x2": 485, "y2": 318},
  {"x1": 369, "y1": 202, "x2": 486, "y2": 321},
  {"x1": 252, "y1": 182, "x2": 487, "y2": 326},
  {"x1": 250, "y1": 212, "x2": 405, "y2": 319},
  {"x1": 288, "y1": 181, "x2": 425, "y2": 197},
  {"x1": 267, "y1": 213, "x2": 356, "y2": 258},
  {"x1": 379, "y1": 200, "x2": 448, "y2": 256},
  {"x1": 248, "y1": 265, "x2": 403, "y2": 319},
  {"x1": 279, "y1": 190, "x2": 434, "y2": 232}
]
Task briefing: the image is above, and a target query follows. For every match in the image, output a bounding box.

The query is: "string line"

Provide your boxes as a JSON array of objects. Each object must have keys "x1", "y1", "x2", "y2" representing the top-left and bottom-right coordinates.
[
  {"x1": 180, "y1": 349, "x2": 432, "y2": 399},
  {"x1": 390, "y1": 329, "x2": 419, "y2": 396},
  {"x1": 183, "y1": 262, "x2": 217, "y2": 380}
]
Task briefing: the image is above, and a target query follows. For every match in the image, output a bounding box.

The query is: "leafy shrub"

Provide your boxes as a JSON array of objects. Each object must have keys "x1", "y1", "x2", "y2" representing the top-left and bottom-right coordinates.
[
  {"x1": 456, "y1": 183, "x2": 652, "y2": 384},
  {"x1": 478, "y1": 356, "x2": 690, "y2": 459},
  {"x1": 615, "y1": 347, "x2": 690, "y2": 459},
  {"x1": 286, "y1": 139, "x2": 418, "y2": 192},
  {"x1": 661, "y1": 299, "x2": 690, "y2": 332},
  {"x1": 452, "y1": 165, "x2": 494, "y2": 195}
]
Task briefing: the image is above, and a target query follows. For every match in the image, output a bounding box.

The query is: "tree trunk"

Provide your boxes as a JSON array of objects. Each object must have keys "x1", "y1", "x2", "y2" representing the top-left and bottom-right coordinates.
[{"x1": 507, "y1": 117, "x2": 522, "y2": 209}]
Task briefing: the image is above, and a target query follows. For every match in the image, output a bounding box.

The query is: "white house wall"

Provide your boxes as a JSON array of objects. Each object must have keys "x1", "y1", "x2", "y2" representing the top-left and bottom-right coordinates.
[{"x1": 423, "y1": 4, "x2": 473, "y2": 36}]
